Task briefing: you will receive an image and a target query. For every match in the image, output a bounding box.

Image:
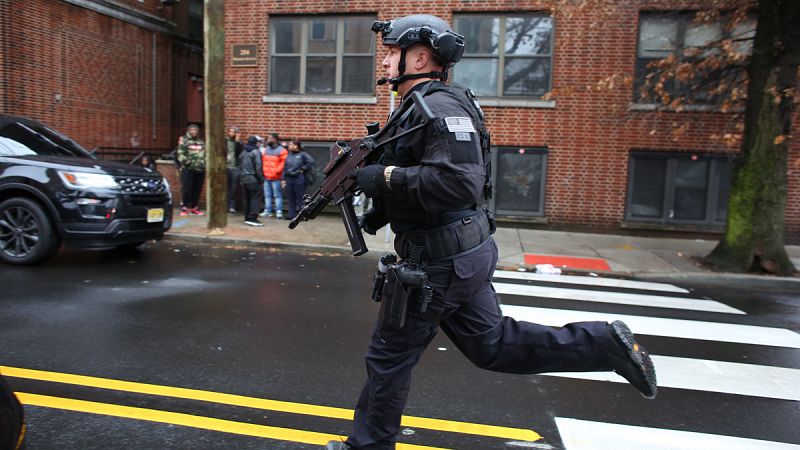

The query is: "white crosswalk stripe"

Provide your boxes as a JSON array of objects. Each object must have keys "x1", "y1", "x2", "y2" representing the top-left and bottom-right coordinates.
[
  {"x1": 493, "y1": 282, "x2": 745, "y2": 314},
  {"x1": 544, "y1": 355, "x2": 800, "y2": 401},
  {"x1": 494, "y1": 270, "x2": 690, "y2": 294},
  {"x1": 500, "y1": 305, "x2": 800, "y2": 348},
  {"x1": 555, "y1": 418, "x2": 800, "y2": 450},
  {"x1": 491, "y1": 273, "x2": 800, "y2": 449}
]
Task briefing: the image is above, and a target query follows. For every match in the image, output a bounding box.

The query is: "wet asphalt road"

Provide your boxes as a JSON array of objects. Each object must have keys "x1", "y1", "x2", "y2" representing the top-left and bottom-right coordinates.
[{"x1": 1, "y1": 240, "x2": 799, "y2": 449}]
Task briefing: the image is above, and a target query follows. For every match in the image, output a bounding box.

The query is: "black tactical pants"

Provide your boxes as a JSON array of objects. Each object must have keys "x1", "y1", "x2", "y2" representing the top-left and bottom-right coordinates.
[{"x1": 346, "y1": 239, "x2": 618, "y2": 450}]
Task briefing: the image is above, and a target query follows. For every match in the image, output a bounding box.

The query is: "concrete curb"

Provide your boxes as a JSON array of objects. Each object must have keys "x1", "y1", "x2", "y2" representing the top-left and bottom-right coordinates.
[
  {"x1": 165, "y1": 233, "x2": 365, "y2": 256},
  {"x1": 165, "y1": 225, "x2": 800, "y2": 283},
  {"x1": 632, "y1": 271, "x2": 800, "y2": 284}
]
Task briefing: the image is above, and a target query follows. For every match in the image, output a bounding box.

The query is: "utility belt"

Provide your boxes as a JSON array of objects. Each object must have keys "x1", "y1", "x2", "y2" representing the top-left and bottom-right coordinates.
[
  {"x1": 371, "y1": 210, "x2": 496, "y2": 329},
  {"x1": 394, "y1": 209, "x2": 496, "y2": 263}
]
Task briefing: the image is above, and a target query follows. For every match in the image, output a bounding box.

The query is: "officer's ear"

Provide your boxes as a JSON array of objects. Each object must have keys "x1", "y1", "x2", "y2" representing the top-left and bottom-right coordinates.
[{"x1": 409, "y1": 44, "x2": 431, "y2": 71}]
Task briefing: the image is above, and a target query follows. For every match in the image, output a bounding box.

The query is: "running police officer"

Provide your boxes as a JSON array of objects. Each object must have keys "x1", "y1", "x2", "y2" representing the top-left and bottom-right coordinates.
[{"x1": 325, "y1": 14, "x2": 657, "y2": 450}]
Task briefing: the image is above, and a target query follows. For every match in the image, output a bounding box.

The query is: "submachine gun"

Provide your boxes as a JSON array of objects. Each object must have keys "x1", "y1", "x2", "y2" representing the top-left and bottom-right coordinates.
[{"x1": 288, "y1": 92, "x2": 436, "y2": 256}]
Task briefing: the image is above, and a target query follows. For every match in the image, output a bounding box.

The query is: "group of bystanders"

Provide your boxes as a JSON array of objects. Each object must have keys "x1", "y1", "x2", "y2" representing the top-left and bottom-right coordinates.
[{"x1": 166, "y1": 124, "x2": 315, "y2": 227}]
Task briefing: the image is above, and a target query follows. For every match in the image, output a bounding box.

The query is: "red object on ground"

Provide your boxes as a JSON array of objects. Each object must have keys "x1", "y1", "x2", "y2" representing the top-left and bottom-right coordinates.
[{"x1": 524, "y1": 254, "x2": 611, "y2": 271}]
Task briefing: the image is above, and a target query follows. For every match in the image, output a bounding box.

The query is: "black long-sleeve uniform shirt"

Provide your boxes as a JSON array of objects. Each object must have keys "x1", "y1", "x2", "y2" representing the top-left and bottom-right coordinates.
[{"x1": 379, "y1": 80, "x2": 487, "y2": 232}]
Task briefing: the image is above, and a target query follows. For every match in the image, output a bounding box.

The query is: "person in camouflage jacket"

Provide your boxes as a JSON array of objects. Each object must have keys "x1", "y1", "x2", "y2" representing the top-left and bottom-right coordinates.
[{"x1": 177, "y1": 124, "x2": 206, "y2": 216}]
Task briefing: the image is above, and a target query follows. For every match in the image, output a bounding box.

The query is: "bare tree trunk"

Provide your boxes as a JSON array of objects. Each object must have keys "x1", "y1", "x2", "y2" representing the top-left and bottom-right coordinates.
[
  {"x1": 204, "y1": 0, "x2": 226, "y2": 230},
  {"x1": 705, "y1": 0, "x2": 798, "y2": 275}
]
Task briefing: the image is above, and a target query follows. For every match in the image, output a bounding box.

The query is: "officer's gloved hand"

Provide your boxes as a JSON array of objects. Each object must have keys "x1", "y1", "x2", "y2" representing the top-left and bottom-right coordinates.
[
  {"x1": 355, "y1": 164, "x2": 388, "y2": 198},
  {"x1": 359, "y1": 208, "x2": 388, "y2": 235}
]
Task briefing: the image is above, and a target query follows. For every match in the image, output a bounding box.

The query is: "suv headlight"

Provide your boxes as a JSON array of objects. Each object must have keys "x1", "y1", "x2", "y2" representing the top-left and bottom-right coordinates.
[
  {"x1": 162, "y1": 177, "x2": 172, "y2": 202},
  {"x1": 57, "y1": 171, "x2": 118, "y2": 189}
]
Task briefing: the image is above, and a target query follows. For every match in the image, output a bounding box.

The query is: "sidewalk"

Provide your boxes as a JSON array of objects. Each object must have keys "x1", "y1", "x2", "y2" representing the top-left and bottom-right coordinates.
[{"x1": 166, "y1": 212, "x2": 800, "y2": 282}]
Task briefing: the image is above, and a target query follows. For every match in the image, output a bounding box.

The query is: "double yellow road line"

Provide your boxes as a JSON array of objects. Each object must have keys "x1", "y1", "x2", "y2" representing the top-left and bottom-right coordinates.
[{"x1": 2, "y1": 365, "x2": 541, "y2": 449}]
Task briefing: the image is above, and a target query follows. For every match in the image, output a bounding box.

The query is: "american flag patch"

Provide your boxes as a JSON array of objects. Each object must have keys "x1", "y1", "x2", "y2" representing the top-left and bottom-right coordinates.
[{"x1": 444, "y1": 117, "x2": 476, "y2": 133}]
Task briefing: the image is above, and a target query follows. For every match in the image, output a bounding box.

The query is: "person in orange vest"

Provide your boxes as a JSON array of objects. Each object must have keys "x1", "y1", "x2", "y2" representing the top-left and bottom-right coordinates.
[{"x1": 260, "y1": 133, "x2": 288, "y2": 219}]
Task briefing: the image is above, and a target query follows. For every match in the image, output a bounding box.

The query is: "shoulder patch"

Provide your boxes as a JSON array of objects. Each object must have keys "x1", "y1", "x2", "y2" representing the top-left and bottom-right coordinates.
[
  {"x1": 454, "y1": 132, "x2": 472, "y2": 142},
  {"x1": 444, "y1": 117, "x2": 476, "y2": 133}
]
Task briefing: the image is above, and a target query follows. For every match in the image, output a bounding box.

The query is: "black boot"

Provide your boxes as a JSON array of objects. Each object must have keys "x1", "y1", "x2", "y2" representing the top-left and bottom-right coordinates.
[
  {"x1": 608, "y1": 320, "x2": 657, "y2": 399},
  {"x1": 324, "y1": 441, "x2": 352, "y2": 450}
]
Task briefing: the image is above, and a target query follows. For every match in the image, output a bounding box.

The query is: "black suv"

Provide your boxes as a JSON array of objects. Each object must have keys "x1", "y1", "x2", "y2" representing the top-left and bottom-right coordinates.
[{"x1": 0, "y1": 115, "x2": 172, "y2": 265}]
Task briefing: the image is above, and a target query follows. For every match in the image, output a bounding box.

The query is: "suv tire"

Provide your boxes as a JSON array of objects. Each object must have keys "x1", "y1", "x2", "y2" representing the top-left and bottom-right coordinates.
[{"x1": 0, "y1": 197, "x2": 61, "y2": 265}]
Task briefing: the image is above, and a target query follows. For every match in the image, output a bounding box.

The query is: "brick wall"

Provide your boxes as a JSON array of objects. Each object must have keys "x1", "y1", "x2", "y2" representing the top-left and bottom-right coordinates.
[
  {"x1": 0, "y1": 0, "x2": 201, "y2": 152},
  {"x1": 0, "y1": 0, "x2": 7, "y2": 114},
  {"x1": 223, "y1": 0, "x2": 799, "y2": 237},
  {"x1": 1, "y1": 1, "x2": 795, "y2": 235}
]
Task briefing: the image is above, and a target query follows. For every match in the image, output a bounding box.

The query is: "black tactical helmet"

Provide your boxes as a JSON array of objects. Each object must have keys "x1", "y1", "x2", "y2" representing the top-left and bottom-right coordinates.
[
  {"x1": 372, "y1": 15, "x2": 465, "y2": 90},
  {"x1": 372, "y1": 15, "x2": 465, "y2": 67}
]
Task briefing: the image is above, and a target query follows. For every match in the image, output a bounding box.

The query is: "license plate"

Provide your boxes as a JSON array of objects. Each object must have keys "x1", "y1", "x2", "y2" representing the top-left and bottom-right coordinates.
[{"x1": 147, "y1": 208, "x2": 164, "y2": 223}]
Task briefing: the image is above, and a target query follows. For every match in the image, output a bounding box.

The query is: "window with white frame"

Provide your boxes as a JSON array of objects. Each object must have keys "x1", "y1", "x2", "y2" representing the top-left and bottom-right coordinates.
[
  {"x1": 634, "y1": 12, "x2": 755, "y2": 105},
  {"x1": 452, "y1": 14, "x2": 553, "y2": 98},
  {"x1": 270, "y1": 16, "x2": 375, "y2": 95}
]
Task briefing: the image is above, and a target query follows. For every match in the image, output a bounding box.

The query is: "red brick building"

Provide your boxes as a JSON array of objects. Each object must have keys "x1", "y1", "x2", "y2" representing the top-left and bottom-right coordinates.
[
  {"x1": 223, "y1": 0, "x2": 798, "y2": 239},
  {"x1": 0, "y1": 0, "x2": 204, "y2": 157},
  {"x1": 1, "y1": 1, "x2": 796, "y2": 238}
]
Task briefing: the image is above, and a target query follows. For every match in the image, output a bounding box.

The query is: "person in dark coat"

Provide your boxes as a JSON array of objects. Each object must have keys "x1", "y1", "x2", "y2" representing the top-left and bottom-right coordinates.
[
  {"x1": 238, "y1": 136, "x2": 265, "y2": 227},
  {"x1": 281, "y1": 139, "x2": 314, "y2": 220}
]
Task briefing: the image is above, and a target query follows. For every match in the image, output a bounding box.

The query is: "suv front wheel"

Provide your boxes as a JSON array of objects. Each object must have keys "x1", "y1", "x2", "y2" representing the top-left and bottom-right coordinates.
[{"x1": 0, "y1": 197, "x2": 61, "y2": 265}]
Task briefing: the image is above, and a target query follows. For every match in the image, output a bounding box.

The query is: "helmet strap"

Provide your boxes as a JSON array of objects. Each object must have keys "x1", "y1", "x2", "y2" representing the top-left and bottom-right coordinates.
[
  {"x1": 392, "y1": 48, "x2": 408, "y2": 92},
  {"x1": 387, "y1": 48, "x2": 449, "y2": 91},
  {"x1": 386, "y1": 71, "x2": 448, "y2": 92}
]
